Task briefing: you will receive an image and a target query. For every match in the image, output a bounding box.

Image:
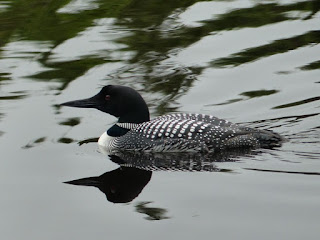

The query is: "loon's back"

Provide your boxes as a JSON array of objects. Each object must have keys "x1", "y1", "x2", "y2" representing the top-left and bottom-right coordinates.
[{"x1": 99, "y1": 113, "x2": 284, "y2": 152}]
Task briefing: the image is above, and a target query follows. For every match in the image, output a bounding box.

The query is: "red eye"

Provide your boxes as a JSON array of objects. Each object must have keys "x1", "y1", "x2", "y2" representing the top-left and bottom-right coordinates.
[{"x1": 105, "y1": 95, "x2": 111, "y2": 101}]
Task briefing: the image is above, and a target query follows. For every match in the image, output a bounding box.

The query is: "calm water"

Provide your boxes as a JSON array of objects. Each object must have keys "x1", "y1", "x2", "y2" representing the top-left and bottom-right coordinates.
[{"x1": 1, "y1": 0, "x2": 320, "y2": 239}]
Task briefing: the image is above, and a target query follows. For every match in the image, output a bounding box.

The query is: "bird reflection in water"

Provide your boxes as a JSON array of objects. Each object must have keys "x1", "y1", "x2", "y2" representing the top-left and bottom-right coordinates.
[
  {"x1": 65, "y1": 147, "x2": 254, "y2": 203},
  {"x1": 65, "y1": 142, "x2": 257, "y2": 220}
]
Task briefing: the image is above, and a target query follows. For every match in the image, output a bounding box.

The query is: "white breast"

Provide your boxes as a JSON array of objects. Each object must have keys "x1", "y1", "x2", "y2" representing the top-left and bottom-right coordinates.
[{"x1": 98, "y1": 132, "x2": 116, "y2": 148}]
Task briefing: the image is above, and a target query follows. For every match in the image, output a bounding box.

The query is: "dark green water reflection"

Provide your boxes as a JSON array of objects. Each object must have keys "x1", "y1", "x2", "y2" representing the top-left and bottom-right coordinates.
[{"x1": 1, "y1": 0, "x2": 319, "y2": 112}]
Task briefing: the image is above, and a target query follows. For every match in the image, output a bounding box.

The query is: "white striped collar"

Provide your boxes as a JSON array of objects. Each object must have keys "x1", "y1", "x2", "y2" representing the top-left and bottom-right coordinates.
[{"x1": 116, "y1": 122, "x2": 140, "y2": 130}]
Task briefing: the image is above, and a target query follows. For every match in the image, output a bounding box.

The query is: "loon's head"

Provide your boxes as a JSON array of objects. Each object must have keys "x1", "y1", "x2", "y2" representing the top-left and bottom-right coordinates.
[{"x1": 61, "y1": 85, "x2": 150, "y2": 123}]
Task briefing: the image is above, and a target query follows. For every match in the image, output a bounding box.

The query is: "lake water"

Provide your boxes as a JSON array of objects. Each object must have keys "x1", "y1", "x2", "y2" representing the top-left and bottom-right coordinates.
[{"x1": 0, "y1": 0, "x2": 320, "y2": 239}]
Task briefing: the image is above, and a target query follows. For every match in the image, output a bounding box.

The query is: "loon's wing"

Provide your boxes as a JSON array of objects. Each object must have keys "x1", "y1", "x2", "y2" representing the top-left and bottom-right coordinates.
[{"x1": 159, "y1": 114, "x2": 284, "y2": 148}]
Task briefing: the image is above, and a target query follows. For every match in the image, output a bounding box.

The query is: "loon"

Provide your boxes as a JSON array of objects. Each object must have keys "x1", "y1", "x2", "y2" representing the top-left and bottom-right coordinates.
[{"x1": 61, "y1": 85, "x2": 284, "y2": 152}]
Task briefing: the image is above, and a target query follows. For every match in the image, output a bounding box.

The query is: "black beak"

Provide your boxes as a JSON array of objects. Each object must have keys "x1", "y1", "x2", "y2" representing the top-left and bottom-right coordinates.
[{"x1": 60, "y1": 96, "x2": 99, "y2": 109}]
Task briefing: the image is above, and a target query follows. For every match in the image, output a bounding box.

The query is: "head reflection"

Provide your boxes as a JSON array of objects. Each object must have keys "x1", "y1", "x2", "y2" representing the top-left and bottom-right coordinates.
[{"x1": 65, "y1": 166, "x2": 152, "y2": 203}]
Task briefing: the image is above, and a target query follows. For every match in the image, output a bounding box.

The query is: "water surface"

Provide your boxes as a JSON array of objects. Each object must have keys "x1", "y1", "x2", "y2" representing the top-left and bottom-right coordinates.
[{"x1": 0, "y1": 0, "x2": 320, "y2": 239}]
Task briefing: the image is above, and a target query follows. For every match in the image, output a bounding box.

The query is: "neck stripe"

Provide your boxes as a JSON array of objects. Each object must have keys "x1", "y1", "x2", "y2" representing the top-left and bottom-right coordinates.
[{"x1": 116, "y1": 123, "x2": 139, "y2": 130}]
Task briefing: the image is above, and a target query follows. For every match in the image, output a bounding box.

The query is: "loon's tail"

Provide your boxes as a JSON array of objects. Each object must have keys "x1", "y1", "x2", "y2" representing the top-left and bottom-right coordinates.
[
  {"x1": 236, "y1": 126, "x2": 285, "y2": 148},
  {"x1": 252, "y1": 129, "x2": 285, "y2": 148}
]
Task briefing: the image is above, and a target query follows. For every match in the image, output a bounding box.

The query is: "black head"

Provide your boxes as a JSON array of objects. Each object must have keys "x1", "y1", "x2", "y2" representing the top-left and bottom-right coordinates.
[{"x1": 61, "y1": 85, "x2": 150, "y2": 123}]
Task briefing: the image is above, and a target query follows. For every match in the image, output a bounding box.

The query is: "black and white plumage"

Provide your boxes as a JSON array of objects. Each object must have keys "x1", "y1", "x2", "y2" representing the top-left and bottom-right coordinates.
[{"x1": 61, "y1": 85, "x2": 284, "y2": 153}]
